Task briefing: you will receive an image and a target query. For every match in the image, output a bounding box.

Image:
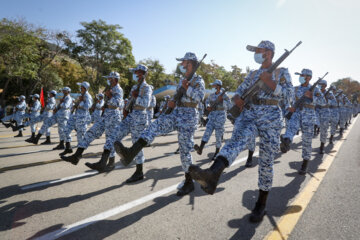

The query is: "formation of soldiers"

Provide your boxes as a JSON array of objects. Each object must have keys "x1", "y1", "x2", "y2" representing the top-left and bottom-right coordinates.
[{"x1": 1, "y1": 40, "x2": 359, "y2": 223}]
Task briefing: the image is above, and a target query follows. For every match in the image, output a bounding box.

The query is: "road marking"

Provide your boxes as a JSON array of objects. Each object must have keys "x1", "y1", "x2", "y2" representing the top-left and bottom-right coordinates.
[
  {"x1": 34, "y1": 153, "x2": 254, "y2": 239},
  {"x1": 264, "y1": 117, "x2": 357, "y2": 240}
]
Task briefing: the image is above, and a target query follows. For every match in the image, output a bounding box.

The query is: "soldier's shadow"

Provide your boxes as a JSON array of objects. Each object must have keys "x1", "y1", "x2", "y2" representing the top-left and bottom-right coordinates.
[{"x1": 227, "y1": 144, "x2": 326, "y2": 240}]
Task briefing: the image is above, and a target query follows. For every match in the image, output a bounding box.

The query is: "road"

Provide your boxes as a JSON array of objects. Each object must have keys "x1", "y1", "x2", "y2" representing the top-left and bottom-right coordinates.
[{"x1": 0, "y1": 116, "x2": 358, "y2": 240}]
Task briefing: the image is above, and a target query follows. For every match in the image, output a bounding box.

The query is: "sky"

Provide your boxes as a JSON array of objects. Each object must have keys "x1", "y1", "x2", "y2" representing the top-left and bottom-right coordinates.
[{"x1": 1, "y1": 0, "x2": 360, "y2": 85}]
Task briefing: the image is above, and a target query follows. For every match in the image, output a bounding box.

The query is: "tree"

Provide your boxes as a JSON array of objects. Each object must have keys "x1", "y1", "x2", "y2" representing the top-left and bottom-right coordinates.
[
  {"x1": 65, "y1": 19, "x2": 135, "y2": 94},
  {"x1": 139, "y1": 58, "x2": 167, "y2": 89},
  {"x1": 333, "y1": 78, "x2": 360, "y2": 102}
]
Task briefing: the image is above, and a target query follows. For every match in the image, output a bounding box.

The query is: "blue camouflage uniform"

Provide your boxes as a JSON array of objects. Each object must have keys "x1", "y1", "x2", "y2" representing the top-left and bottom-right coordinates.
[
  {"x1": 39, "y1": 89, "x2": 73, "y2": 141},
  {"x1": 2, "y1": 96, "x2": 27, "y2": 130},
  {"x1": 92, "y1": 95, "x2": 104, "y2": 123},
  {"x1": 283, "y1": 69, "x2": 323, "y2": 161},
  {"x1": 317, "y1": 82, "x2": 331, "y2": 144},
  {"x1": 344, "y1": 96, "x2": 352, "y2": 123},
  {"x1": 140, "y1": 56, "x2": 205, "y2": 172},
  {"x1": 337, "y1": 92, "x2": 347, "y2": 129},
  {"x1": 327, "y1": 90, "x2": 339, "y2": 136},
  {"x1": 79, "y1": 80, "x2": 123, "y2": 158},
  {"x1": 65, "y1": 84, "x2": 93, "y2": 145},
  {"x1": 202, "y1": 83, "x2": 231, "y2": 149},
  {"x1": 218, "y1": 63, "x2": 293, "y2": 191},
  {"x1": 28, "y1": 98, "x2": 41, "y2": 133},
  {"x1": 147, "y1": 91, "x2": 156, "y2": 125},
  {"x1": 107, "y1": 75, "x2": 151, "y2": 164}
]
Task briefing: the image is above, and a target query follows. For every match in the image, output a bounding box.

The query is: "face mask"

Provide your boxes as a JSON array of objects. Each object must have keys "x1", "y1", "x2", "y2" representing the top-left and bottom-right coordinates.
[
  {"x1": 179, "y1": 65, "x2": 187, "y2": 74},
  {"x1": 254, "y1": 53, "x2": 265, "y2": 64},
  {"x1": 133, "y1": 73, "x2": 139, "y2": 81},
  {"x1": 299, "y1": 76, "x2": 306, "y2": 85},
  {"x1": 107, "y1": 80, "x2": 111, "y2": 86}
]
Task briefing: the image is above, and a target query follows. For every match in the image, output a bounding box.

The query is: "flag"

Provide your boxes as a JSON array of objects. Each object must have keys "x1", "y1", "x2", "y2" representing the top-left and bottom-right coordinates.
[{"x1": 40, "y1": 87, "x2": 45, "y2": 108}]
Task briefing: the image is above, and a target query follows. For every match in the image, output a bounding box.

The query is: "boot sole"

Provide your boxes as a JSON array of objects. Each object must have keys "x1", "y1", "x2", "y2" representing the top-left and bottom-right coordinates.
[
  {"x1": 114, "y1": 141, "x2": 132, "y2": 166},
  {"x1": 188, "y1": 165, "x2": 217, "y2": 195}
]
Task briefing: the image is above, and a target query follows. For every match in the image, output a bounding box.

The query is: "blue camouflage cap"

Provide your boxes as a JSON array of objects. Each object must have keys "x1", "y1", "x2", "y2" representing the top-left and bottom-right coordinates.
[
  {"x1": 33, "y1": 94, "x2": 40, "y2": 99},
  {"x1": 19, "y1": 95, "x2": 26, "y2": 100},
  {"x1": 129, "y1": 64, "x2": 148, "y2": 73},
  {"x1": 62, "y1": 87, "x2": 71, "y2": 92},
  {"x1": 295, "y1": 69, "x2": 312, "y2": 77},
  {"x1": 49, "y1": 90, "x2": 57, "y2": 96},
  {"x1": 210, "y1": 79, "x2": 223, "y2": 86},
  {"x1": 97, "y1": 93, "x2": 104, "y2": 98},
  {"x1": 318, "y1": 80, "x2": 327, "y2": 86},
  {"x1": 103, "y1": 71, "x2": 120, "y2": 79},
  {"x1": 247, "y1": 40, "x2": 275, "y2": 52},
  {"x1": 176, "y1": 52, "x2": 198, "y2": 62},
  {"x1": 77, "y1": 81, "x2": 90, "y2": 90},
  {"x1": 164, "y1": 95, "x2": 170, "y2": 99}
]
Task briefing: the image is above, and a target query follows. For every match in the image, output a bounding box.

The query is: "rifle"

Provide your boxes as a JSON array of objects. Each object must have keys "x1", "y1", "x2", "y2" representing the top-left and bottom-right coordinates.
[
  {"x1": 285, "y1": 72, "x2": 328, "y2": 120},
  {"x1": 204, "y1": 88, "x2": 228, "y2": 117},
  {"x1": 228, "y1": 41, "x2": 302, "y2": 118},
  {"x1": 323, "y1": 85, "x2": 335, "y2": 99},
  {"x1": 71, "y1": 94, "x2": 85, "y2": 114},
  {"x1": 124, "y1": 77, "x2": 145, "y2": 118},
  {"x1": 101, "y1": 85, "x2": 111, "y2": 117},
  {"x1": 53, "y1": 95, "x2": 66, "y2": 114},
  {"x1": 165, "y1": 54, "x2": 207, "y2": 114}
]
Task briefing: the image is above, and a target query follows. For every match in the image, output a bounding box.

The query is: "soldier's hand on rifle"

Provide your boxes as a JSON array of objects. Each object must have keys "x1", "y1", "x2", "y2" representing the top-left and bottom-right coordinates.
[
  {"x1": 260, "y1": 71, "x2": 276, "y2": 91},
  {"x1": 206, "y1": 107, "x2": 212, "y2": 112},
  {"x1": 168, "y1": 100, "x2": 176, "y2": 109},
  {"x1": 105, "y1": 90, "x2": 112, "y2": 98},
  {"x1": 288, "y1": 107, "x2": 295, "y2": 113},
  {"x1": 132, "y1": 90, "x2": 139, "y2": 98},
  {"x1": 182, "y1": 79, "x2": 189, "y2": 90},
  {"x1": 234, "y1": 95, "x2": 244, "y2": 111},
  {"x1": 304, "y1": 90, "x2": 313, "y2": 98}
]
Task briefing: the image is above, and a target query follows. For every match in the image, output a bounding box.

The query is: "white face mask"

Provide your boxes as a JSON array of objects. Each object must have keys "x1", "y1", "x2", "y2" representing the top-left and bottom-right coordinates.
[
  {"x1": 133, "y1": 73, "x2": 139, "y2": 81},
  {"x1": 107, "y1": 80, "x2": 111, "y2": 86},
  {"x1": 179, "y1": 65, "x2": 187, "y2": 74},
  {"x1": 299, "y1": 76, "x2": 306, "y2": 84},
  {"x1": 254, "y1": 53, "x2": 265, "y2": 64}
]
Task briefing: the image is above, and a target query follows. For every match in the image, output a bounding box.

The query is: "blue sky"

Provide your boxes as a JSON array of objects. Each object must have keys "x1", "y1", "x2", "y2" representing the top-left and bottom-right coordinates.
[{"x1": 1, "y1": 0, "x2": 359, "y2": 84}]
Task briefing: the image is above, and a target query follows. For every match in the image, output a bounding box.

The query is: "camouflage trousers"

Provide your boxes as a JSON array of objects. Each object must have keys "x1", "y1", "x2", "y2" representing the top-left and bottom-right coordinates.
[
  {"x1": 201, "y1": 111, "x2": 226, "y2": 148},
  {"x1": 39, "y1": 113, "x2": 69, "y2": 141},
  {"x1": 319, "y1": 108, "x2": 330, "y2": 144},
  {"x1": 65, "y1": 114, "x2": 91, "y2": 145},
  {"x1": 329, "y1": 108, "x2": 339, "y2": 136}
]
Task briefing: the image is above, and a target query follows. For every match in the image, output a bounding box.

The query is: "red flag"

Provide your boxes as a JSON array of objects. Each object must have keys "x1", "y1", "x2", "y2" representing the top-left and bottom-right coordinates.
[{"x1": 40, "y1": 87, "x2": 45, "y2": 108}]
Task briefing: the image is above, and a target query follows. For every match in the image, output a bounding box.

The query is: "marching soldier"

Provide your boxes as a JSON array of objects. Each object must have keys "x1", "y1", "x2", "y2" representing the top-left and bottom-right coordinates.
[
  {"x1": 1, "y1": 95, "x2": 27, "y2": 137},
  {"x1": 327, "y1": 87, "x2": 339, "y2": 144},
  {"x1": 187, "y1": 41, "x2": 294, "y2": 222},
  {"x1": 336, "y1": 90, "x2": 347, "y2": 135},
  {"x1": 92, "y1": 93, "x2": 104, "y2": 123},
  {"x1": 25, "y1": 94, "x2": 41, "y2": 142},
  {"x1": 59, "y1": 82, "x2": 93, "y2": 156},
  {"x1": 114, "y1": 52, "x2": 205, "y2": 196},
  {"x1": 61, "y1": 72, "x2": 123, "y2": 172},
  {"x1": 317, "y1": 80, "x2": 331, "y2": 154},
  {"x1": 194, "y1": 79, "x2": 231, "y2": 160},
  {"x1": 280, "y1": 69, "x2": 323, "y2": 174},
  {"x1": 147, "y1": 88, "x2": 156, "y2": 125},
  {"x1": 31, "y1": 87, "x2": 73, "y2": 146}
]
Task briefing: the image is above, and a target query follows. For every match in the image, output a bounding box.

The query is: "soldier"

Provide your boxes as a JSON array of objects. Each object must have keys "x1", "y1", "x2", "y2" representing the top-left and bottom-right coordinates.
[
  {"x1": 194, "y1": 79, "x2": 231, "y2": 160},
  {"x1": 280, "y1": 69, "x2": 323, "y2": 174},
  {"x1": 92, "y1": 93, "x2": 104, "y2": 123},
  {"x1": 155, "y1": 95, "x2": 170, "y2": 118},
  {"x1": 1, "y1": 95, "x2": 27, "y2": 137},
  {"x1": 31, "y1": 87, "x2": 73, "y2": 146},
  {"x1": 25, "y1": 94, "x2": 41, "y2": 142},
  {"x1": 187, "y1": 41, "x2": 294, "y2": 222},
  {"x1": 336, "y1": 90, "x2": 346, "y2": 135},
  {"x1": 197, "y1": 99, "x2": 205, "y2": 126},
  {"x1": 114, "y1": 52, "x2": 205, "y2": 196},
  {"x1": 86, "y1": 64, "x2": 151, "y2": 181},
  {"x1": 327, "y1": 86, "x2": 339, "y2": 144},
  {"x1": 61, "y1": 71, "x2": 123, "y2": 172},
  {"x1": 344, "y1": 95, "x2": 352, "y2": 126},
  {"x1": 59, "y1": 82, "x2": 93, "y2": 156},
  {"x1": 316, "y1": 80, "x2": 331, "y2": 154}
]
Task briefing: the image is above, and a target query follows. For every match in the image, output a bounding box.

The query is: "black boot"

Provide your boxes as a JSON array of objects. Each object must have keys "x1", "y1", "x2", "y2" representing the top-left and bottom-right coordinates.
[
  {"x1": 299, "y1": 159, "x2": 309, "y2": 175},
  {"x1": 53, "y1": 140, "x2": 65, "y2": 150},
  {"x1": 174, "y1": 148, "x2": 180, "y2": 154},
  {"x1": 114, "y1": 138, "x2": 147, "y2": 167},
  {"x1": 249, "y1": 190, "x2": 269, "y2": 223},
  {"x1": 314, "y1": 125, "x2": 317, "y2": 136},
  {"x1": 14, "y1": 131, "x2": 23, "y2": 137},
  {"x1": 211, "y1": 148, "x2": 220, "y2": 160},
  {"x1": 319, "y1": 142, "x2": 325, "y2": 154},
  {"x1": 40, "y1": 136, "x2": 51, "y2": 145},
  {"x1": 340, "y1": 128, "x2": 344, "y2": 136},
  {"x1": 2, "y1": 121, "x2": 11, "y2": 128},
  {"x1": 61, "y1": 147, "x2": 84, "y2": 165},
  {"x1": 329, "y1": 135, "x2": 334, "y2": 145},
  {"x1": 85, "y1": 149, "x2": 110, "y2": 172},
  {"x1": 105, "y1": 157, "x2": 115, "y2": 172},
  {"x1": 59, "y1": 142, "x2": 73, "y2": 156},
  {"x1": 31, "y1": 133, "x2": 42, "y2": 144},
  {"x1": 126, "y1": 164, "x2": 144, "y2": 183},
  {"x1": 176, "y1": 172, "x2": 194, "y2": 196},
  {"x1": 245, "y1": 150, "x2": 254, "y2": 167},
  {"x1": 25, "y1": 132, "x2": 35, "y2": 142},
  {"x1": 280, "y1": 135, "x2": 291, "y2": 153},
  {"x1": 188, "y1": 156, "x2": 228, "y2": 195},
  {"x1": 194, "y1": 141, "x2": 206, "y2": 155},
  {"x1": 11, "y1": 124, "x2": 24, "y2": 132}
]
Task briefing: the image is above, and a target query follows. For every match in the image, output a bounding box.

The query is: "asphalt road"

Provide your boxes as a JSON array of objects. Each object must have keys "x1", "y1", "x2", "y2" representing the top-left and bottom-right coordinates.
[{"x1": 0, "y1": 116, "x2": 358, "y2": 240}]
